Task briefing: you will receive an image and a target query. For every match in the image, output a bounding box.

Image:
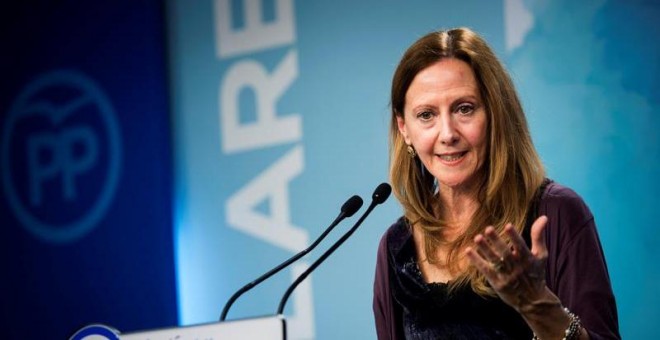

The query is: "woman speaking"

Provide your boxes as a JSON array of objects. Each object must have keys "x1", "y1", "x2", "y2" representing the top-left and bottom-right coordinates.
[{"x1": 373, "y1": 28, "x2": 620, "y2": 339}]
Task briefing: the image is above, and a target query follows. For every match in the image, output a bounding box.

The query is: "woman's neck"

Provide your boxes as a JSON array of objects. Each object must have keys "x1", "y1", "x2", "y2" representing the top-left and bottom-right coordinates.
[
  {"x1": 437, "y1": 181, "x2": 481, "y2": 232},
  {"x1": 413, "y1": 179, "x2": 483, "y2": 282}
]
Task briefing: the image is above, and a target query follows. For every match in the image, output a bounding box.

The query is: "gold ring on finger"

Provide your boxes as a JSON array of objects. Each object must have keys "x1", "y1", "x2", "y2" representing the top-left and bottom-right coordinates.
[{"x1": 492, "y1": 258, "x2": 505, "y2": 272}]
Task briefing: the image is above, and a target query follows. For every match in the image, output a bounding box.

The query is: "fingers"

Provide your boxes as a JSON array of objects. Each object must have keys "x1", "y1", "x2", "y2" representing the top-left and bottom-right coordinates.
[
  {"x1": 484, "y1": 226, "x2": 511, "y2": 257},
  {"x1": 469, "y1": 217, "x2": 549, "y2": 277},
  {"x1": 467, "y1": 218, "x2": 550, "y2": 310},
  {"x1": 530, "y1": 215, "x2": 548, "y2": 258},
  {"x1": 465, "y1": 246, "x2": 497, "y2": 278},
  {"x1": 474, "y1": 231, "x2": 502, "y2": 263},
  {"x1": 473, "y1": 226, "x2": 514, "y2": 275},
  {"x1": 504, "y1": 223, "x2": 531, "y2": 260}
]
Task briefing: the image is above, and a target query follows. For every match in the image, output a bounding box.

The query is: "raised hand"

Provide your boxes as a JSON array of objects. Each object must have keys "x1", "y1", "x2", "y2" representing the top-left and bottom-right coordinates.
[{"x1": 465, "y1": 215, "x2": 549, "y2": 312}]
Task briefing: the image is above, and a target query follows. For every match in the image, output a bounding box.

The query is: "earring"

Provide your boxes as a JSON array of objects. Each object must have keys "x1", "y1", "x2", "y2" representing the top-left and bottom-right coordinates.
[{"x1": 406, "y1": 145, "x2": 416, "y2": 158}]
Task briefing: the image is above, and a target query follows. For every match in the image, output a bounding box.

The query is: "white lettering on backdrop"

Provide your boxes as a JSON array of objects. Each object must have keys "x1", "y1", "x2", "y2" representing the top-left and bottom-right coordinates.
[{"x1": 215, "y1": 0, "x2": 314, "y2": 339}]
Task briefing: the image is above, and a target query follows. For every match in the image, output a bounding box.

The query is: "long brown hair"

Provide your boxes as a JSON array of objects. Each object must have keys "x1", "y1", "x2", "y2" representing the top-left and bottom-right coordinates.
[{"x1": 389, "y1": 27, "x2": 545, "y2": 295}]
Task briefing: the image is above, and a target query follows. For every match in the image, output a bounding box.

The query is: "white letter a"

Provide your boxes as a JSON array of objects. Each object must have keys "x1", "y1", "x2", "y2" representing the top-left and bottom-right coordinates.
[{"x1": 226, "y1": 145, "x2": 308, "y2": 253}]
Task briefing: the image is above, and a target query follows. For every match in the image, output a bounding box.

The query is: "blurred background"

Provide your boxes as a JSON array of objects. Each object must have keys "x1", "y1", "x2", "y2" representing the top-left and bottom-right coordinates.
[{"x1": 1, "y1": 0, "x2": 658, "y2": 339}]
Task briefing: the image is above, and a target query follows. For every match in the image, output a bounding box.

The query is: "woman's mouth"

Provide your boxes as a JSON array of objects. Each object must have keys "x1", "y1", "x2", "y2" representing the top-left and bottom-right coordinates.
[{"x1": 438, "y1": 151, "x2": 467, "y2": 163}]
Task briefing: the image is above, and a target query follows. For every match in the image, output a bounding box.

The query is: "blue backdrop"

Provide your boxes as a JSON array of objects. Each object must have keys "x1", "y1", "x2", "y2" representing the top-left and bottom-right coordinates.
[
  {"x1": 0, "y1": 1, "x2": 176, "y2": 339},
  {"x1": 1, "y1": 0, "x2": 658, "y2": 339}
]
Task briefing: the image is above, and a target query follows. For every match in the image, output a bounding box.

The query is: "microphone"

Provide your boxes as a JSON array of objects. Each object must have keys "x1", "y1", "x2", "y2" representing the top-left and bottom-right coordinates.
[
  {"x1": 219, "y1": 194, "x2": 363, "y2": 321},
  {"x1": 276, "y1": 183, "x2": 391, "y2": 315}
]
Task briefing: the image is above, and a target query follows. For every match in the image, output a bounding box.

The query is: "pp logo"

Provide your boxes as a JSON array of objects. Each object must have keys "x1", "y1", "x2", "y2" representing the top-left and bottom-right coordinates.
[
  {"x1": 69, "y1": 324, "x2": 121, "y2": 340},
  {"x1": 1, "y1": 70, "x2": 122, "y2": 243}
]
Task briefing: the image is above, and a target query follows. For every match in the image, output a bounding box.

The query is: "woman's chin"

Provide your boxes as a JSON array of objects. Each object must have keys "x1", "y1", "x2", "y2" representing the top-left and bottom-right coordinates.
[{"x1": 436, "y1": 175, "x2": 481, "y2": 193}]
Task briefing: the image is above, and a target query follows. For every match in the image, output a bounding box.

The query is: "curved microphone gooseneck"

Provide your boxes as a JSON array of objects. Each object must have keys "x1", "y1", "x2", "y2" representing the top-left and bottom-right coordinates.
[
  {"x1": 219, "y1": 194, "x2": 363, "y2": 321},
  {"x1": 276, "y1": 183, "x2": 391, "y2": 315}
]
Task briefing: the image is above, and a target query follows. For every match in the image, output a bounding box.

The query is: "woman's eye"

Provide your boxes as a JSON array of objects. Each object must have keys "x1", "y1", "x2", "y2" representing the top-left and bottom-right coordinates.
[
  {"x1": 417, "y1": 111, "x2": 434, "y2": 120},
  {"x1": 456, "y1": 104, "x2": 474, "y2": 115}
]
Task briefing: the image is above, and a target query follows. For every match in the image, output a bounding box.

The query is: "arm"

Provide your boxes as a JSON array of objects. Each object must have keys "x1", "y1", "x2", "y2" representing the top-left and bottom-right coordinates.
[
  {"x1": 373, "y1": 231, "x2": 403, "y2": 340},
  {"x1": 549, "y1": 217, "x2": 620, "y2": 340}
]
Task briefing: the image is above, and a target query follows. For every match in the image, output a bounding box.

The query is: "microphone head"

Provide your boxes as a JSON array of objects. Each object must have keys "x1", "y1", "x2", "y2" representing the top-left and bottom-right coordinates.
[
  {"x1": 372, "y1": 183, "x2": 392, "y2": 204},
  {"x1": 341, "y1": 195, "x2": 363, "y2": 217}
]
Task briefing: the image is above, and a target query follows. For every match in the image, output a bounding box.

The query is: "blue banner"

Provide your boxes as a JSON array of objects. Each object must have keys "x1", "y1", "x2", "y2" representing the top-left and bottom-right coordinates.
[{"x1": 0, "y1": 1, "x2": 176, "y2": 339}]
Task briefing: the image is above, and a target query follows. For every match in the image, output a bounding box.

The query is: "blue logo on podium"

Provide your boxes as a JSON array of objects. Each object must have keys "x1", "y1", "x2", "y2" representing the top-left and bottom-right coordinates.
[{"x1": 69, "y1": 324, "x2": 121, "y2": 340}]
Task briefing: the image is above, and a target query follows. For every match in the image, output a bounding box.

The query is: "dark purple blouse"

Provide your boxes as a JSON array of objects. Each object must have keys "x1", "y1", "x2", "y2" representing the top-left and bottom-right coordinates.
[{"x1": 373, "y1": 181, "x2": 620, "y2": 339}]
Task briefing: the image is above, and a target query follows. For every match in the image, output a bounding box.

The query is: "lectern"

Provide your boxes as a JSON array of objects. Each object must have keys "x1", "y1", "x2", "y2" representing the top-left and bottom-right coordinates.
[{"x1": 70, "y1": 315, "x2": 287, "y2": 340}]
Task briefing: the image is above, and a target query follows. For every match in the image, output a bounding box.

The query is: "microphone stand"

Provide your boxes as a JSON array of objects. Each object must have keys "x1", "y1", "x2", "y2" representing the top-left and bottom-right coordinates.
[
  {"x1": 276, "y1": 183, "x2": 390, "y2": 315},
  {"x1": 219, "y1": 195, "x2": 363, "y2": 321}
]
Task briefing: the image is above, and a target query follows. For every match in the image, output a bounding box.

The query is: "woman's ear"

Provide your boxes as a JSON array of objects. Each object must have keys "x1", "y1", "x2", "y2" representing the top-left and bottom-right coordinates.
[{"x1": 396, "y1": 115, "x2": 411, "y2": 145}]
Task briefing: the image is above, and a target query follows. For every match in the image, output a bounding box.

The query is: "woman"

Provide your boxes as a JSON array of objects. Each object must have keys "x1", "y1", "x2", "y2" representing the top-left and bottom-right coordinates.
[{"x1": 373, "y1": 28, "x2": 620, "y2": 339}]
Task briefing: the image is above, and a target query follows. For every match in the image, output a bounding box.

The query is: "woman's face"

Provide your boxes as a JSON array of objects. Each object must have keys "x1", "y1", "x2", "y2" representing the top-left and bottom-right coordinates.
[{"x1": 397, "y1": 58, "x2": 488, "y2": 191}]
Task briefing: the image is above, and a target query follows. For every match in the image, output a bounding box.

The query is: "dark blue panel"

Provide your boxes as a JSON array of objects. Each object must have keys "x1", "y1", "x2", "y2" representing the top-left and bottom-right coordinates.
[{"x1": 0, "y1": 1, "x2": 177, "y2": 339}]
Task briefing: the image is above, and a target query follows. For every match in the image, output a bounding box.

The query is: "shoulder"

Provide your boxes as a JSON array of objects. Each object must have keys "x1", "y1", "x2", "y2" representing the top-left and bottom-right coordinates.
[
  {"x1": 540, "y1": 181, "x2": 594, "y2": 226},
  {"x1": 542, "y1": 181, "x2": 586, "y2": 204},
  {"x1": 539, "y1": 180, "x2": 597, "y2": 249},
  {"x1": 377, "y1": 217, "x2": 410, "y2": 258},
  {"x1": 374, "y1": 217, "x2": 410, "y2": 290}
]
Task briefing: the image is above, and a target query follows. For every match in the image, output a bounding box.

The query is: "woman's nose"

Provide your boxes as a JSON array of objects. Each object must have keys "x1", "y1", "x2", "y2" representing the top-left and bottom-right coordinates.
[{"x1": 438, "y1": 115, "x2": 459, "y2": 145}]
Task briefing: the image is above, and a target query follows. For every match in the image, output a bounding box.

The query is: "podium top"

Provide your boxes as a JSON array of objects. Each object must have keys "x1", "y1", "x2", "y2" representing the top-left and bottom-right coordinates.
[{"x1": 121, "y1": 315, "x2": 286, "y2": 340}]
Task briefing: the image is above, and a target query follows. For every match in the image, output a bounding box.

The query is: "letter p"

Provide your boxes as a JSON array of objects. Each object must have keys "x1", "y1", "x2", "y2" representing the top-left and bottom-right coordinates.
[{"x1": 27, "y1": 125, "x2": 99, "y2": 205}]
